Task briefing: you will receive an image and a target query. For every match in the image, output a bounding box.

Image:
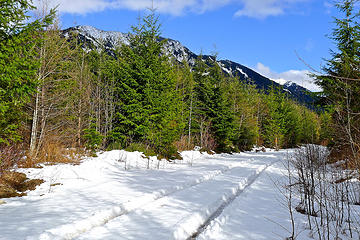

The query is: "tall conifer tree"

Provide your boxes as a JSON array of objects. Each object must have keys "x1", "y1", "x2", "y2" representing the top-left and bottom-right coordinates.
[
  {"x1": 0, "y1": 0, "x2": 54, "y2": 144},
  {"x1": 111, "y1": 9, "x2": 181, "y2": 155},
  {"x1": 315, "y1": 0, "x2": 360, "y2": 162}
]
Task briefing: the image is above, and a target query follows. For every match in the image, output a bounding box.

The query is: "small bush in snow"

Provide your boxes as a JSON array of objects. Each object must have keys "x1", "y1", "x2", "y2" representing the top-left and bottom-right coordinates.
[{"x1": 286, "y1": 145, "x2": 360, "y2": 239}]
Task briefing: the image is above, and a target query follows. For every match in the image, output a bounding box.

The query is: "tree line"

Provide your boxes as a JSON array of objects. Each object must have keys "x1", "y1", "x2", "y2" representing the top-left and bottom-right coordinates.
[
  {"x1": 0, "y1": 1, "x2": 331, "y2": 165},
  {"x1": 314, "y1": 0, "x2": 360, "y2": 169}
]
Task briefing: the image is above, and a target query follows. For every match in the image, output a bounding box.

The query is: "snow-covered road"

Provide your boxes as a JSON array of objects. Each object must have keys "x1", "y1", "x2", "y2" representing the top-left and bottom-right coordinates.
[
  {"x1": 0, "y1": 149, "x2": 309, "y2": 240},
  {"x1": 198, "y1": 161, "x2": 295, "y2": 240}
]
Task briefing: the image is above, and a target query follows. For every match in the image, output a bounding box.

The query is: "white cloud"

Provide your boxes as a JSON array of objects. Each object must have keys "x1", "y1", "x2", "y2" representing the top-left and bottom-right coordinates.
[
  {"x1": 34, "y1": 0, "x2": 111, "y2": 15},
  {"x1": 113, "y1": 0, "x2": 199, "y2": 16},
  {"x1": 234, "y1": 0, "x2": 308, "y2": 19},
  {"x1": 235, "y1": 0, "x2": 284, "y2": 19},
  {"x1": 324, "y1": 1, "x2": 332, "y2": 14},
  {"x1": 33, "y1": 0, "x2": 308, "y2": 18},
  {"x1": 255, "y1": 62, "x2": 322, "y2": 92}
]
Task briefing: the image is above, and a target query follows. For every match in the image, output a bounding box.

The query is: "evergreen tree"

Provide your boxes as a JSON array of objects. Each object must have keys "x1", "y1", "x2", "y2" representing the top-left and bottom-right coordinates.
[
  {"x1": 173, "y1": 61, "x2": 195, "y2": 149},
  {"x1": 227, "y1": 80, "x2": 261, "y2": 151},
  {"x1": 262, "y1": 87, "x2": 291, "y2": 149},
  {"x1": 192, "y1": 56, "x2": 234, "y2": 152},
  {"x1": 319, "y1": 108, "x2": 334, "y2": 145},
  {"x1": 0, "y1": 0, "x2": 54, "y2": 144},
  {"x1": 315, "y1": 0, "x2": 360, "y2": 162},
  {"x1": 111, "y1": 10, "x2": 181, "y2": 156},
  {"x1": 208, "y1": 61, "x2": 234, "y2": 152},
  {"x1": 192, "y1": 56, "x2": 216, "y2": 149}
]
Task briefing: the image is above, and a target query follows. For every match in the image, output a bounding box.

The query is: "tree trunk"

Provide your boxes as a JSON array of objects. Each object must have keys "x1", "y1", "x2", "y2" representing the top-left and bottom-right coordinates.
[{"x1": 29, "y1": 87, "x2": 40, "y2": 156}]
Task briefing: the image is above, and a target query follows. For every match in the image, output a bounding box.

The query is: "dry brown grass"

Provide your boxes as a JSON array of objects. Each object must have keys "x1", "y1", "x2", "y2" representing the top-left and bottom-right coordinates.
[
  {"x1": 173, "y1": 135, "x2": 195, "y2": 152},
  {"x1": 0, "y1": 140, "x2": 85, "y2": 199},
  {"x1": 0, "y1": 134, "x2": 91, "y2": 199},
  {"x1": 19, "y1": 140, "x2": 83, "y2": 168}
]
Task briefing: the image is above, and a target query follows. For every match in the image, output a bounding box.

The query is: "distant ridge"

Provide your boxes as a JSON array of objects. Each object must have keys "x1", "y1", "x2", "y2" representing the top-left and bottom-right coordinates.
[{"x1": 62, "y1": 25, "x2": 315, "y2": 106}]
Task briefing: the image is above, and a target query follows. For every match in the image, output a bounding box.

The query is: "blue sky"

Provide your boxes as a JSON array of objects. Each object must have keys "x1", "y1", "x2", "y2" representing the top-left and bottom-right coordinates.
[{"x1": 35, "y1": 0, "x2": 344, "y2": 91}]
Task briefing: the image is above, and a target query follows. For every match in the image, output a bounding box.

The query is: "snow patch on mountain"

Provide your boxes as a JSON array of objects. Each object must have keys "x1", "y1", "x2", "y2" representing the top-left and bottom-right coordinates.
[
  {"x1": 162, "y1": 38, "x2": 196, "y2": 65},
  {"x1": 219, "y1": 62, "x2": 232, "y2": 75},
  {"x1": 255, "y1": 63, "x2": 321, "y2": 92},
  {"x1": 272, "y1": 78, "x2": 289, "y2": 85},
  {"x1": 78, "y1": 26, "x2": 129, "y2": 43},
  {"x1": 70, "y1": 25, "x2": 130, "y2": 49},
  {"x1": 236, "y1": 67, "x2": 248, "y2": 78}
]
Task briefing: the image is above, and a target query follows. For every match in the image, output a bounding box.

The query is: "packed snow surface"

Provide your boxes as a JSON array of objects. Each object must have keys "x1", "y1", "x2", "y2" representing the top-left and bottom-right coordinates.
[{"x1": 0, "y1": 149, "x2": 312, "y2": 240}]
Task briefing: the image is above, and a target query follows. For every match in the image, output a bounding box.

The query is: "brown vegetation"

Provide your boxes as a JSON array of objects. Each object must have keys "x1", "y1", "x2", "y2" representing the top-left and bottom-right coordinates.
[
  {"x1": 0, "y1": 171, "x2": 44, "y2": 198},
  {"x1": 0, "y1": 141, "x2": 83, "y2": 198},
  {"x1": 0, "y1": 144, "x2": 25, "y2": 174},
  {"x1": 20, "y1": 140, "x2": 83, "y2": 168},
  {"x1": 173, "y1": 135, "x2": 195, "y2": 152}
]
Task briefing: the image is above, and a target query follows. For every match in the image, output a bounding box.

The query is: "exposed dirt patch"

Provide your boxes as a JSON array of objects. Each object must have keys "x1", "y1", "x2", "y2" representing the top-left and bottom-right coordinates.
[
  {"x1": 50, "y1": 183, "x2": 62, "y2": 187},
  {"x1": 0, "y1": 185, "x2": 24, "y2": 198},
  {"x1": 0, "y1": 171, "x2": 44, "y2": 199}
]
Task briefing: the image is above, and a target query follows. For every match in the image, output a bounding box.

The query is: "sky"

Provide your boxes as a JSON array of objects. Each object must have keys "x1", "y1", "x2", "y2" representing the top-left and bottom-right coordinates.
[{"x1": 34, "y1": 0, "x2": 344, "y2": 91}]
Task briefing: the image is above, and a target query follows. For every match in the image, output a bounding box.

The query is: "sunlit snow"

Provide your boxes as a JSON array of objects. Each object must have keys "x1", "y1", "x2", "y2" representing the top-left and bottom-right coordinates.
[{"x1": 0, "y1": 149, "x2": 314, "y2": 240}]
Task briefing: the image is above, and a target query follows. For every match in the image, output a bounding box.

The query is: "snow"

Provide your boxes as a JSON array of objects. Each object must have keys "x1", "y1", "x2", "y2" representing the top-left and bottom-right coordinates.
[
  {"x1": 162, "y1": 39, "x2": 189, "y2": 63},
  {"x1": 76, "y1": 25, "x2": 130, "y2": 45},
  {"x1": 72, "y1": 26, "x2": 196, "y2": 66},
  {"x1": 70, "y1": 26, "x2": 130, "y2": 51},
  {"x1": 272, "y1": 78, "x2": 289, "y2": 85},
  {"x1": 236, "y1": 67, "x2": 248, "y2": 78},
  {"x1": 218, "y1": 62, "x2": 233, "y2": 76},
  {"x1": 0, "y1": 149, "x2": 316, "y2": 240},
  {"x1": 221, "y1": 66, "x2": 232, "y2": 75},
  {"x1": 197, "y1": 161, "x2": 309, "y2": 239}
]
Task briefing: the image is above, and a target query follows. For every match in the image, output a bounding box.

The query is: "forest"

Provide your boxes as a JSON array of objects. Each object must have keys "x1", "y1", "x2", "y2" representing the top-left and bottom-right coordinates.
[
  {"x1": 2, "y1": 1, "x2": 360, "y2": 239},
  {"x1": 0, "y1": 0, "x2": 358, "y2": 172}
]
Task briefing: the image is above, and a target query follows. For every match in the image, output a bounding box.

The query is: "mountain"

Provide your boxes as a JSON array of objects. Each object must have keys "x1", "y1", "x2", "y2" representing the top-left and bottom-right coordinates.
[{"x1": 62, "y1": 25, "x2": 315, "y2": 106}]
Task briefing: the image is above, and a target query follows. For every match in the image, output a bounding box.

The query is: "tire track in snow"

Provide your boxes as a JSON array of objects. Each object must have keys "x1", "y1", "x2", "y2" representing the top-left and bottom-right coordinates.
[
  {"x1": 172, "y1": 160, "x2": 278, "y2": 240},
  {"x1": 27, "y1": 158, "x2": 257, "y2": 240}
]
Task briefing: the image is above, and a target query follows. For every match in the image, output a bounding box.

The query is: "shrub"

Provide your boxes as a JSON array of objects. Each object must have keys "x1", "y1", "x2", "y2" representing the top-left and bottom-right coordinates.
[
  {"x1": 0, "y1": 144, "x2": 24, "y2": 175},
  {"x1": 157, "y1": 144, "x2": 182, "y2": 160},
  {"x1": 173, "y1": 135, "x2": 194, "y2": 152},
  {"x1": 83, "y1": 123, "x2": 104, "y2": 152},
  {"x1": 125, "y1": 142, "x2": 156, "y2": 157},
  {"x1": 106, "y1": 141, "x2": 122, "y2": 151}
]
